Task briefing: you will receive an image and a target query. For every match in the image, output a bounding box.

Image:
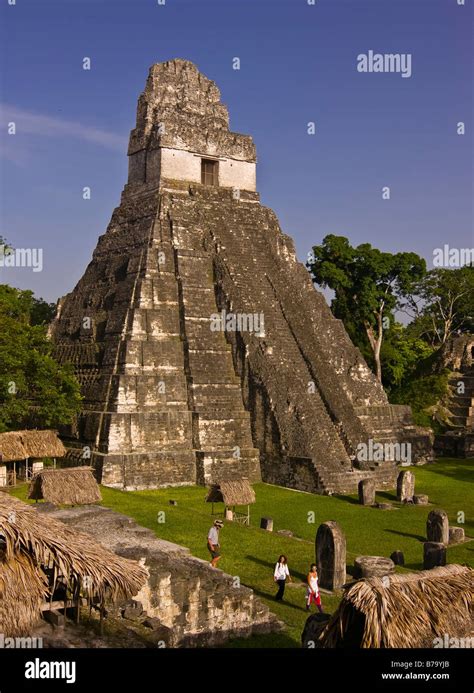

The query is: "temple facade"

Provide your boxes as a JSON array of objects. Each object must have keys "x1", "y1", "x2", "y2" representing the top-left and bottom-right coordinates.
[{"x1": 52, "y1": 59, "x2": 432, "y2": 492}]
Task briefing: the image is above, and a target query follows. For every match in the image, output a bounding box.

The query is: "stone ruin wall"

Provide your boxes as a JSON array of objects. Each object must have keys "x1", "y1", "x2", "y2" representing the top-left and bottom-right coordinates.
[{"x1": 47, "y1": 505, "x2": 280, "y2": 647}]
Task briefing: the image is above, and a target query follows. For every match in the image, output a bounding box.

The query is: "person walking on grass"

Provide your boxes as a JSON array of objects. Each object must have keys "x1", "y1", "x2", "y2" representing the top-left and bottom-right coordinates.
[
  {"x1": 274, "y1": 554, "x2": 292, "y2": 601},
  {"x1": 208, "y1": 519, "x2": 224, "y2": 568},
  {"x1": 306, "y1": 563, "x2": 324, "y2": 612}
]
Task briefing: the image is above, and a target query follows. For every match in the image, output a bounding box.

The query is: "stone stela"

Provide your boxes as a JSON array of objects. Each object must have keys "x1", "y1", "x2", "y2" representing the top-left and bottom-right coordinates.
[{"x1": 51, "y1": 59, "x2": 432, "y2": 493}]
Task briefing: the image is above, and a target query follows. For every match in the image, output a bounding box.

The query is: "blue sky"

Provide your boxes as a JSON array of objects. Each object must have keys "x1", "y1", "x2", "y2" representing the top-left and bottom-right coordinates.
[{"x1": 0, "y1": 0, "x2": 472, "y2": 303}]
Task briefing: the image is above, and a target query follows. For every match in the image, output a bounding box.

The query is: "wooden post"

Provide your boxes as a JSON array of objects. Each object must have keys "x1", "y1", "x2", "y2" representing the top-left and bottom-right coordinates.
[
  {"x1": 99, "y1": 602, "x2": 104, "y2": 635},
  {"x1": 75, "y1": 583, "x2": 81, "y2": 625}
]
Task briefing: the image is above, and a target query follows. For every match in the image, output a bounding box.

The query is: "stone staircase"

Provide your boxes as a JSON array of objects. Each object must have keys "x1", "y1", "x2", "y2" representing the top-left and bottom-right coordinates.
[
  {"x1": 167, "y1": 200, "x2": 261, "y2": 484},
  {"x1": 162, "y1": 189, "x2": 424, "y2": 493},
  {"x1": 162, "y1": 187, "x2": 432, "y2": 493},
  {"x1": 312, "y1": 463, "x2": 398, "y2": 495},
  {"x1": 445, "y1": 370, "x2": 474, "y2": 428},
  {"x1": 434, "y1": 368, "x2": 474, "y2": 459}
]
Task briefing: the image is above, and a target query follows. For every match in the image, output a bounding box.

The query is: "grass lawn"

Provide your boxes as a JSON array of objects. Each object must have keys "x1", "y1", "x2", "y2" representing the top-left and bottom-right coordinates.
[{"x1": 9, "y1": 458, "x2": 473, "y2": 648}]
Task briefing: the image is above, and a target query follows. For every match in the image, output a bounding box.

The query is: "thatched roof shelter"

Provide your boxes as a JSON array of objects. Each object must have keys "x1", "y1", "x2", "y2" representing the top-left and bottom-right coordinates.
[
  {"x1": 206, "y1": 480, "x2": 256, "y2": 525},
  {"x1": 316, "y1": 565, "x2": 473, "y2": 648},
  {"x1": 206, "y1": 480, "x2": 256, "y2": 506},
  {"x1": 20, "y1": 430, "x2": 66, "y2": 459},
  {"x1": 0, "y1": 494, "x2": 147, "y2": 637},
  {"x1": 28, "y1": 467, "x2": 102, "y2": 505},
  {"x1": 0, "y1": 430, "x2": 65, "y2": 462},
  {"x1": 0, "y1": 433, "x2": 26, "y2": 463}
]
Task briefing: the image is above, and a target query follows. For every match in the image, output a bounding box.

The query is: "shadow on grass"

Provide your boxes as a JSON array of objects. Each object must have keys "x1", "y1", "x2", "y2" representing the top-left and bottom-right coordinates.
[
  {"x1": 333, "y1": 491, "x2": 401, "y2": 505},
  {"x1": 384, "y1": 529, "x2": 426, "y2": 542},
  {"x1": 377, "y1": 491, "x2": 399, "y2": 502},
  {"x1": 250, "y1": 586, "x2": 308, "y2": 613},
  {"x1": 403, "y1": 562, "x2": 424, "y2": 571},
  {"x1": 333, "y1": 494, "x2": 359, "y2": 505},
  {"x1": 421, "y1": 459, "x2": 474, "y2": 483},
  {"x1": 245, "y1": 555, "x2": 307, "y2": 582},
  {"x1": 223, "y1": 631, "x2": 299, "y2": 649}
]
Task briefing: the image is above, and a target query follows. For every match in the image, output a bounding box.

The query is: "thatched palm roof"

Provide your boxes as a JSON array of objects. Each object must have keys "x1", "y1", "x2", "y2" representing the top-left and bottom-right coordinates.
[
  {"x1": 0, "y1": 494, "x2": 147, "y2": 637},
  {"x1": 0, "y1": 432, "x2": 26, "y2": 463},
  {"x1": 318, "y1": 565, "x2": 473, "y2": 648},
  {"x1": 20, "y1": 430, "x2": 66, "y2": 459},
  {"x1": 206, "y1": 480, "x2": 256, "y2": 506},
  {"x1": 0, "y1": 430, "x2": 66, "y2": 462},
  {"x1": 28, "y1": 467, "x2": 102, "y2": 505}
]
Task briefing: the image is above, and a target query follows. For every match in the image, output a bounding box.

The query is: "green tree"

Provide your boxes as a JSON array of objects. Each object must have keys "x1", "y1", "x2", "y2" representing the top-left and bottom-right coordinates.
[
  {"x1": 0, "y1": 284, "x2": 82, "y2": 432},
  {"x1": 402, "y1": 265, "x2": 474, "y2": 347},
  {"x1": 30, "y1": 296, "x2": 57, "y2": 326},
  {"x1": 307, "y1": 235, "x2": 426, "y2": 382},
  {"x1": 380, "y1": 323, "x2": 434, "y2": 389}
]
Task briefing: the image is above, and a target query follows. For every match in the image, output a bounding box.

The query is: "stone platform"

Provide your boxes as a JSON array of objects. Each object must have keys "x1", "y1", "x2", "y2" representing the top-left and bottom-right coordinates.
[{"x1": 48, "y1": 504, "x2": 282, "y2": 647}]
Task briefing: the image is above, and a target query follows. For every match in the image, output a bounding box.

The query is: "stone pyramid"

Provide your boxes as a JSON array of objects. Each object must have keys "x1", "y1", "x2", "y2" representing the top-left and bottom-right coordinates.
[{"x1": 52, "y1": 59, "x2": 432, "y2": 492}]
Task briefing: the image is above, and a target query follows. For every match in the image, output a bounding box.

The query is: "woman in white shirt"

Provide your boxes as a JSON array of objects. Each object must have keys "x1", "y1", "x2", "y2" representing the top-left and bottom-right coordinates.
[
  {"x1": 274, "y1": 554, "x2": 292, "y2": 601},
  {"x1": 306, "y1": 563, "x2": 323, "y2": 612}
]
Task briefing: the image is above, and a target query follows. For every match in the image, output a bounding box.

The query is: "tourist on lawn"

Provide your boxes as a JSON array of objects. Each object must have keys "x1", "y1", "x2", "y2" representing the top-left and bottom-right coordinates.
[
  {"x1": 274, "y1": 554, "x2": 292, "y2": 601},
  {"x1": 208, "y1": 519, "x2": 224, "y2": 568},
  {"x1": 306, "y1": 563, "x2": 323, "y2": 613}
]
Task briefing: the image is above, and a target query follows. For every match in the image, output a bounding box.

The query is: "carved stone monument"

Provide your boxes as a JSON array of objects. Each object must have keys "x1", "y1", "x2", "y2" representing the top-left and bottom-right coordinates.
[
  {"x1": 426, "y1": 509, "x2": 449, "y2": 544},
  {"x1": 316, "y1": 520, "x2": 346, "y2": 590}
]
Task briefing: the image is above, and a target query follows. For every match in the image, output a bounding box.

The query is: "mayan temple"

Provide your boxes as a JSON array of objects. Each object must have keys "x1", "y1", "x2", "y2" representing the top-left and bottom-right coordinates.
[{"x1": 52, "y1": 59, "x2": 432, "y2": 493}]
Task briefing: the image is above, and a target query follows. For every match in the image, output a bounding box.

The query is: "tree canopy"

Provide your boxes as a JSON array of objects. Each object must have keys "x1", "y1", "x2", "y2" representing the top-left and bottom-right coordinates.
[
  {"x1": 403, "y1": 265, "x2": 474, "y2": 346},
  {"x1": 0, "y1": 284, "x2": 81, "y2": 432},
  {"x1": 307, "y1": 235, "x2": 426, "y2": 381}
]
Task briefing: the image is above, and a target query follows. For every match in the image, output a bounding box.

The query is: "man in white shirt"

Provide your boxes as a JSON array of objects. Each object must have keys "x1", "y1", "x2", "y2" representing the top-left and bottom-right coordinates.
[{"x1": 208, "y1": 519, "x2": 224, "y2": 568}]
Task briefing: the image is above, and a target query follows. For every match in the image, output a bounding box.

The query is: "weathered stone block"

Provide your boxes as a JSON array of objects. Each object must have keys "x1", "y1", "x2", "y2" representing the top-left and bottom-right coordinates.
[
  {"x1": 423, "y1": 542, "x2": 446, "y2": 569},
  {"x1": 43, "y1": 609, "x2": 65, "y2": 628},
  {"x1": 426, "y1": 509, "x2": 449, "y2": 544},
  {"x1": 397, "y1": 470, "x2": 415, "y2": 502},
  {"x1": 448, "y1": 526, "x2": 465, "y2": 544},
  {"x1": 260, "y1": 517, "x2": 273, "y2": 532},
  {"x1": 354, "y1": 556, "x2": 395, "y2": 579},
  {"x1": 277, "y1": 529, "x2": 293, "y2": 537},
  {"x1": 358, "y1": 479, "x2": 375, "y2": 505},
  {"x1": 122, "y1": 600, "x2": 144, "y2": 621},
  {"x1": 414, "y1": 494, "x2": 429, "y2": 505},
  {"x1": 390, "y1": 550, "x2": 405, "y2": 566},
  {"x1": 316, "y1": 521, "x2": 346, "y2": 591}
]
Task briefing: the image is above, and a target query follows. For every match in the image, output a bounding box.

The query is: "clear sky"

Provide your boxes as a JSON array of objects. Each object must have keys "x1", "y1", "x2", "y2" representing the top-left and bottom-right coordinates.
[{"x1": 0, "y1": 0, "x2": 472, "y2": 303}]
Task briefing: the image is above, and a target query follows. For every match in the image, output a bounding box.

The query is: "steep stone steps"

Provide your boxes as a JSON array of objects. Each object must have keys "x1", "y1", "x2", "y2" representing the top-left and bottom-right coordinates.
[
  {"x1": 444, "y1": 370, "x2": 474, "y2": 429},
  {"x1": 167, "y1": 200, "x2": 262, "y2": 481},
  {"x1": 194, "y1": 204, "x2": 356, "y2": 491}
]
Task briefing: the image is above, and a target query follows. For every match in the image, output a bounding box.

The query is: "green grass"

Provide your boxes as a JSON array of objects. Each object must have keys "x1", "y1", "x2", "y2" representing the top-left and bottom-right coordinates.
[{"x1": 10, "y1": 458, "x2": 473, "y2": 648}]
